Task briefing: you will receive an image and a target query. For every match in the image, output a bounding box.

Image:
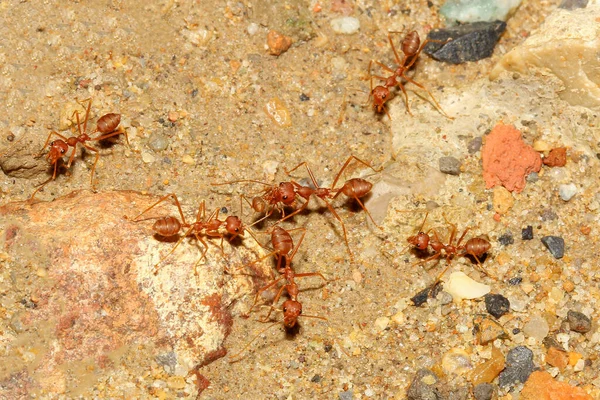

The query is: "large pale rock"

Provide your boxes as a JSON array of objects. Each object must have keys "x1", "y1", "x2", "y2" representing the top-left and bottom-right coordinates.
[
  {"x1": 490, "y1": 5, "x2": 600, "y2": 108},
  {"x1": 0, "y1": 190, "x2": 270, "y2": 396}
]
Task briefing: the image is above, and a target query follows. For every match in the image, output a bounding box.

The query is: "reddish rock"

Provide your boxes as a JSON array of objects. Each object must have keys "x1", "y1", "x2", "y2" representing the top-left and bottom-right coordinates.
[
  {"x1": 267, "y1": 30, "x2": 293, "y2": 56},
  {"x1": 521, "y1": 371, "x2": 593, "y2": 400},
  {"x1": 543, "y1": 147, "x2": 567, "y2": 167},
  {"x1": 0, "y1": 190, "x2": 270, "y2": 396},
  {"x1": 481, "y1": 123, "x2": 542, "y2": 193},
  {"x1": 546, "y1": 347, "x2": 569, "y2": 371}
]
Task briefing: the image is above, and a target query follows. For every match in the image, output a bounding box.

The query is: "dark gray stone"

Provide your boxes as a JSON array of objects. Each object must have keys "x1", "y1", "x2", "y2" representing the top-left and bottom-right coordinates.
[
  {"x1": 498, "y1": 346, "x2": 535, "y2": 388},
  {"x1": 498, "y1": 232, "x2": 514, "y2": 246},
  {"x1": 526, "y1": 172, "x2": 539, "y2": 183},
  {"x1": 407, "y1": 369, "x2": 442, "y2": 400},
  {"x1": 467, "y1": 136, "x2": 483, "y2": 153},
  {"x1": 541, "y1": 236, "x2": 565, "y2": 259},
  {"x1": 484, "y1": 293, "x2": 510, "y2": 318},
  {"x1": 439, "y1": 156, "x2": 461, "y2": 175},
  {"x1": 424, "y1": 21, "x2": 506, "y2": 64},
  {"x1": 559, "y1": 0, "x2": 588, "y2": 9},
  {"x1": 473, "y1": 383, "x2": 494, "y2": 400},
  {"x1": 567, "y1": 310, "x2": 592, "y2": 333},
  {"x1": 521, "y1": 225, "x2": 533, "y2": 240}
]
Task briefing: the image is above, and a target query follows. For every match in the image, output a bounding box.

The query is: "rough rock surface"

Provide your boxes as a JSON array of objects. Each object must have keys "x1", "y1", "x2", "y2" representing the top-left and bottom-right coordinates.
[
  {"x1": 0, "y1": 190, "x2": 270, "y2": 396},
  {"x1": 520, "y1": 371, "x2": 593, "y2": 400}
]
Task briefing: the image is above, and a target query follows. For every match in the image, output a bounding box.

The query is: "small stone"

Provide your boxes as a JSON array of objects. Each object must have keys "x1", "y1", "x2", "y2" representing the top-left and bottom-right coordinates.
[
  {"x1": 562, "y1": 280, "x2": 575, "y2": 293},
  {"x1": 424, "y1": 21, "x2": 506, "y2": 64},
  {"x1": 445, "y1": 271, "x2": 490, "y2": 302},
  {"x1": 540, "y1": 209, "x2": 558, "y2": 221},
  {"x1": 567, "y1": 310, "x2": 592, "y2": 333},
  {"x1": 339, "y1": 390, "x2": 353, "y2": 400},
  {"x1": 521, "y1": 225, "x2": 533, "y2": 240},
  {"x1": 497, "y1": 232, "x2": 513, "y2": 246},
  {"x1": 543, "y1": 147, "x2": 567, "y2": 167},
  {"x1": 523, "y1": 315, "x2": 550, "y2": 341},
  {"x1": 439, "y1": 156, "x2": 461, "y2": 175},
  {"x1": 181, "y1": 154, "x2": 195, "y2": 165},
  {"x1": 468, "y1": 136, "x2": 483, "y2": 153},
  {"x1": 492, "y1": 186, "x2": 514, "y2": 215},
  {"x1": 473, "y1": 383, "x2": 494, "y2": 400},
  {"x1": 498, "y1": 346, "x2": 535, "y2": 388},
  {"x1": 267, "y1": 30, "x2": 293, "y2": 56},
  {"x1": 411, "y1": 282, "x2": 442, "y2": 306},
  {"x1": 473, "y1": 314, "x2": 508, "y2": 345},
  {"x1": 533, "y1": 140, "x2": 552, "y2": 152},
  {"x1": 330, "y1": 17, "x2": 360, "y2": 34},
  {"x1": 442, "y1": 348, "x2": 472, "y2": 376},
  {"x1": 264, "y1": 98, "x2": 292, "y2": 127},
  {"x1": 508, "y1": 277, "x2": 522, "y2": 286},
  {"x1": 167, "y1": 111, "x2": 179, "y2": 122},
  {"x1": 526, "y1": 171, "x2": 539, "y2": 182},
  {"x1": 374, "y1": 316, "x2": 390, "y2": 332},
  {"x1": 247, "y1": 23, "x2": 259, "y2": 35},
  {"x1": 470, "y1": 347, "x2": 505, "y2": 385},
  {"x1": 484, "y1": 293, "x2": 510, "y2": 318},
  {"x1": 440, "y1": 0, "x2": 522, "y2": 23},
  {"x1": 142, "y1": 152, "x2": 156, "y2": 163},
  {"x1": 559, "y1": 0, "x2": 588, "y2": 9},
  {"x1": 559, "y1": 183, "x2": 577, "y2": 201},
  {"x1": 148, "y1": 132, "x2": 169, "y2": 151},
  {"x1": 407, "y1": 369, "x2": 441, "y2": 400},
  {"x1": 299, "y1": 93, "x2": 310, "y2": 102},
  {"x1": 541, "y1": 236, "x2": 565, "y2": 259},
  {"x1": 546, "y1": 347, "x2": 569, "y2": 371},
  {"x1": 520, "y1": 371, "x2": 593, "y2": 400}
]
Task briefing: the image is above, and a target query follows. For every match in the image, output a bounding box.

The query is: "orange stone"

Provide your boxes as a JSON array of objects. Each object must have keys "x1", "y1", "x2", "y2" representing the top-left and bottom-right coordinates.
[
  {"x1": 481, "y1": 123, "x2": 542, "y2": 193},
  {"x1": 521, "y1": 371, "x2": 593, "y2": 400},
  {"x1": 546, "y1": 347, "x2": 568, "y2": 371},
  {"x1": 267, "y1": 30, "x2": 293, "y2": 56},
  {"x1": 543, "y1": 147, "x2": 567, "y2": 167}
]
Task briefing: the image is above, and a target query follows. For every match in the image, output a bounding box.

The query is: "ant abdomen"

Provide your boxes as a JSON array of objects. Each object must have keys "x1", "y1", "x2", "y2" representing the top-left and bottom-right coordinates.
[
  {"x1": 96, "y1": 113, "x2": 121, "y2": 134},
  {"x1": 152, "y1": 216, "x2": 182, "y2": 237}
]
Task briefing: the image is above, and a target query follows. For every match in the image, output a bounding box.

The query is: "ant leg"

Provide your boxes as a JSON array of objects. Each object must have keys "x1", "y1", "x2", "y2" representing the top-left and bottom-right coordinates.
[
  {"x1": 402, "y1": 76, "x2": 454, "y2": 119},
  {"x1": 81, "y1": 143, "x2": 100, "y2": 190},
  {"x1": 258, "y1": 283, "x2": 288, "y2": 323},
  {"x1": 91, "y1": 128, "x2": 129, "y2": 144},
  {"x1": 372, "y1": 60, "x2": 395, "y2": 75},
  {"x1": 192, "y1": 234, "x2": 210, "y2": 276},
  {"x1": 127, "y1": 193, "x2": 188, "y2": 224},
  {"x1": 455, "y1": 228, "x2": 470, "y2": 248},
  {"x1": 331, "y1": 155, "x2": 382, "y2": 190},
  {"x1": 35, "y1": 131, "x2": 68, "y2": 157},
  {"x1": 387, "y1": 33, "x2": 405, "y2": 66},
  {"x1": 247, "y1": 276, "x2": 285, "y2": 315},
  {"x1": 278, "y1": 196, "x2": 309, "y2": 223},
  {"x1": 322, "y1": 200, "x2": 352, "y2": 260},
  {"x1": 353, "y1": 195, "x2": 380, "y2": 229}
]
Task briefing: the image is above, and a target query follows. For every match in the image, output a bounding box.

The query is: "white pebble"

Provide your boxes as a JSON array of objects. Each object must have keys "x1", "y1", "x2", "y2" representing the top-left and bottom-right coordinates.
[
  {"x1": 181, "y1": 154, "x2": 195, "y2": 165},
  {"x1": 445, "y1": 271, "x2": 490, "y2": 302},
  {"x1": 574, "y1": 358, "x2": 585, "y2": 372},
  {"x1": 142, "y1": 152, "x2": 155, "y2": 163},
  {"x1": 262, "y1": 160, "x2": 279, "y2": 175},
  {"x1": 247, "y1": 23, "x2": 259, "y2": 35},
  {"x1": 523, "y1": 315, "x2": 549, "y2": 341},
  {"x1": 374, "y1": 316, "x2": 390, "y2": 332},
  {"x1": 559, "y1": 183, "x2": 577, "y2": 201},
  {"x1": 330, "y1": 17, "x2": 360, "y2": 34}
]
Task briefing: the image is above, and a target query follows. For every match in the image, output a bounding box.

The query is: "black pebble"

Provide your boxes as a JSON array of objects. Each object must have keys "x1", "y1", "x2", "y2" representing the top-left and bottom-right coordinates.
[
  {"x1": 411, "y1": 282, "x2": 442, "y2": 306},
  {"x1": 485, "y1": 293, "x2": 510, "y2": 318},
  {"x1": 521, "y1": 225, "x2": 533, "y2": 240},
  {"x1": 508, "y1": 277, "x2": 522, "y2": 286},
  {"x1": 407, "y1": 369, "x2": 441, "y2": 400},
  {"x1": 541, "y1": 236, "x2": 565, "y2": 259},
  {"x1": 498, "y1": 346, "x2": 535, "y2": 388},
  {"x1": 567, "y1": 310, "x2": 592, "y2": 333},
  {"x1": 498, "y1": 232, "x2": 514, "y2": 246},
  {"x1": 424, "y1": 21, "x2": 506, "y2": 64},
  {"x1": 299, "y1": 93, "x2": 310, "y2": 101}
]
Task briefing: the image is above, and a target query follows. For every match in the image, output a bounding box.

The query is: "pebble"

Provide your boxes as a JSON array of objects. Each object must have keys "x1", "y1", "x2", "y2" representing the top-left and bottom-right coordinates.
[
  {"x1": 497, "y1": 232, "x2": 513, "y2": 246},
  {"x1": 521, "y1": 225, "x2": 533, "y2": 240},
  {"x1": 520, "y1": 371, "x2": 594, "y2": 400},
  {"x1": 498, "y1": 346, "x2": 535, "y2": 388},
  {"x1": 468, "y1": 136, "x2": 483, "y2": 153},
  {"x1": 484, "y1": 293, "x2": 510, "y2": 318},
  {"x1": 442, "y1": 348, "x2": 472, "y2": 375},
  {"x1": 424, "y1": 21, "x2": 506, "y2": 64},
  {"x1": 339, "y1": 390, "x2": 353, "y2": 400},
  {"x1": 411, "y1": 283, "x2": 441, "y2": 306},
  {"x1": 559, "y1": 0, "x2": 588, "y2": 9},
  {"x1": 374, "y1": 316, "x2": 390, "y2": 332},
  {"x1": 267, "y1": 30, "x2": 293, "y2": 56},
  {"x1": 473, "y1": 314, "x2": 508, "y2": 345},
  {"x1": 264, "y1": 98, "x2": 292, "y2": 127},
  {"x1": 541, "y1": 236, "x2": 565, "y2": 259},
  {"x1": 523, "y1": 315, "x2": 550, "y2": 341},
  {"x1": 508, "y1": 277, "x2": 522, "y2": 286},
  {"x1": 470, "y1": 347, "x2": 505, "y2": 385},
  {"x1": 148, "y1": 132, "x2": 169, "y2": 151},
  {"x1": 439, "y1": 156, "x2": 462, "y2": 175},
  {"x1": 141, "y1": 152, "x2": 156, "y2": 163},
  {"x1": 247, "y1": 23, "x2": 259, "y2": 35},
  {"x1": 567, "y1": 310, "x2": 592, "y2": 333},
  {"x1": 492, "y1": 186, "x2": 514, "y2": 215},
  {"x1": 559, "y1": 183, "x2": 577, "y2": 201},
  {"x1": 330, "y1": 17, "x2": 360, "y2": 34},
  {"x1": 546, "y1": 347, "x2": 569, "y2": 371},
  {"x1": 440, "y1": 0, "x2": 522, "y2": 22},
  {"x1": 181, "y1": 154, "x2": 195, "y2": 165},
  {"x1": 526, "y1": 171, "x2": 539, "y2": 182},
  {"x1": 543, "y1": 147, "x2": 567, "y2": 167},
  {"x1": 407, "y1": 369, "x2": 441, "y2": 400},
  {"x1": 445, "y1": 272, "x2": 490, "y2": 301},
  {"x1": 473, "y1": 383, "x2": 494, "y2": 400}
]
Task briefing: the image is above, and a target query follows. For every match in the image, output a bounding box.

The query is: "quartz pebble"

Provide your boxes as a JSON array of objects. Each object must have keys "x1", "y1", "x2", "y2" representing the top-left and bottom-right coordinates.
[
  {"x1": 440, "y1": 0, "x2": 522, "y2": 23},
  {"x1": 442, "y1": 348, "x2": 472, "y2": 375},
  {"x1": 470, "y1": 347, "x2": 505, "y2": 385},
  {"x1": 330, "y1": 17, "x2": 360, "y2": 34},
  {"x1": 523, "y1": 315, "x2": 549, "y2": 341},
  {"x1": 484, "y1": 293, "x2": 510, "y2": 318},
  {"x1": 498, "y1": 346, "x2": 535, "y2": 388},
  {"x1": 559, "y1": 183, "x2": 577, "y2": 201},
  {"x1": 541, "y1": 236, "x2": 565, "y2": 259},
  {"x1": 445, "y1": 272, "x2": 490, "y2": 301},
  {"x1": 567, "y1": 310, "x2": 592, "y2": 333}
]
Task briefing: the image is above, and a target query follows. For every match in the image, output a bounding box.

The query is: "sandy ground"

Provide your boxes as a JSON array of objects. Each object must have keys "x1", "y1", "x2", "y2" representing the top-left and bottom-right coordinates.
[{"x1": 1, "y1": 0, "x2": 599, "y2": 399}]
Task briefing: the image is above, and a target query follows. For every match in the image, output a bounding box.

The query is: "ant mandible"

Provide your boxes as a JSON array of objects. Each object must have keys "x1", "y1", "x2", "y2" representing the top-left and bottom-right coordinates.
[
  {"x1": 31, "y1": 98, "x2": 128, "y2": 199},
  {"x1": 368, "y1": 31, "x2": 453, "y2": 119}
]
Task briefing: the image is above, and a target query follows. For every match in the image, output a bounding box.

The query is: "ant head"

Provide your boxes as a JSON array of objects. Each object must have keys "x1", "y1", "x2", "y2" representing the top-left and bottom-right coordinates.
[
  {"x1": 282, "y1": 300, "x2": 302, "y2": 328},
  {"x1": 47, "y1": 140, "x2": 69, "y2": 162},
  {"x1": 407, "y1": 232, "x2": 429, "y2": 251},
  {"x1": 225, "y1": 216, "x2": 243, "y2": 235},
  {"x1": 371, "y1": 86, "x2": 390, "y2": 113},
  {"x1": 278, "y1": 182, "x2": 296, "y2": 205}
]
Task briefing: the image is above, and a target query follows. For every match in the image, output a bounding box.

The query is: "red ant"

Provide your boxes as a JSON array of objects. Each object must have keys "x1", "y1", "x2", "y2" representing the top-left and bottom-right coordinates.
[
  {"x1": 125, "y1": 193, "x2": 246, "y2": 275},
  {"x1": 368, "y1": 31, "x2": 453, "y2": 119},
  {"x1": 31, "y1": 98, "x2": 128, "y2": 199},
  {"x1": 239, "y1": 225, "x2": 306, "y2": 274},
  {"x1": 282, "y1": 155, "x2": 382, "y2": 259},
  {"x1": 407, "y1": 213, "x2": 492, "y2": 280}
]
